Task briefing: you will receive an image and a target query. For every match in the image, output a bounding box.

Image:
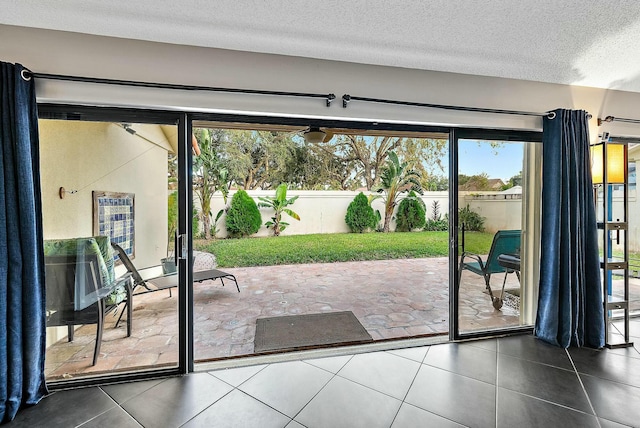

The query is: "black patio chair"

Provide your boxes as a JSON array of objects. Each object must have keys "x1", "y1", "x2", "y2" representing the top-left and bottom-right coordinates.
[
  {"x1": 111, "y1": 243, "x2": 240, "y2": 327},
  {"x1": 45, "y1": 252, "x2": 132, "y2": 366}
]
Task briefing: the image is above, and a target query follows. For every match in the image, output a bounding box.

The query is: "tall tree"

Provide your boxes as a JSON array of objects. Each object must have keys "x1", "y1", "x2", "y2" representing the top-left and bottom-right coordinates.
[
  {"x1": 274, "y1": 142, "x2": 359, "y2": 190},
  {"x1": 319, "y1": 135, "x2": 448, "y2": 190},
  {"x1": 223, "y1": 130, "x2": 296, "y2": 190}
]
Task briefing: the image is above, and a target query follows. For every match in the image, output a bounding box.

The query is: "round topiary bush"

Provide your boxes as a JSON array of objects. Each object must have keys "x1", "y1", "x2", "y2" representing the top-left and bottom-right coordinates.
[
  {"x1": 225, "y1": 190, "x2": 262, "y2": 237},
  {"x1": 345, "y1": 192, "x2": 378, "y2": 233},
  {"x1": 395, "y1": 191, "x2": 426, "y2": 232}
]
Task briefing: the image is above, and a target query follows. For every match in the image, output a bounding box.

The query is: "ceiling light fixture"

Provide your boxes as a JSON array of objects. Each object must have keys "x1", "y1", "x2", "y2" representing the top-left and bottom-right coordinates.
[{"x1": 303, "y1": 127, "x2": 327, "y2": 144}]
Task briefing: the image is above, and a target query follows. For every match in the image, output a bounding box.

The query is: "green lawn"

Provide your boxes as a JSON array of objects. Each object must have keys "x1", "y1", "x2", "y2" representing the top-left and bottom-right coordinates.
[{"x1": 194, "y1": 231, "x2": 494, "y2": 268}]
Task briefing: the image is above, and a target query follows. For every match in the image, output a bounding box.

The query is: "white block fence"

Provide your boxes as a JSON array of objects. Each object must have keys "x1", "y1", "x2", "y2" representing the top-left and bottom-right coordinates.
[{"x1": 202, "y1": 190, "x2": 523, "y2": 238}]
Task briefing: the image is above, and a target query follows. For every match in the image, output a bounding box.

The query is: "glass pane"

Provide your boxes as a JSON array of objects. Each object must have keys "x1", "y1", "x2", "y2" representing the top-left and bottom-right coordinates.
[
  {"x1": 457, "y1": 139, "x2": 539, "y2": 334},
  {"x1": 626, "y1": 159, "x2": 640, "y2": 316},
  {"x1": 191, "y1": 125, "x2": 450, "y2": 361},
  {"x1": 41, "y1": 119, "x2": 179, "y2": 380}
]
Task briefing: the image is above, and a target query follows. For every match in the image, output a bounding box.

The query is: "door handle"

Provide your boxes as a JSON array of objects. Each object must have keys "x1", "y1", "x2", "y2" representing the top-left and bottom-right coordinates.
[{"x1": 175, "y1": 233, "x2": 188, "y2": 263}]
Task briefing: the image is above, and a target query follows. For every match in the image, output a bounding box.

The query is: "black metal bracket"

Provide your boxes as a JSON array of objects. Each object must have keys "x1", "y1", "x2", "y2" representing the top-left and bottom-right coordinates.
[{"x1": 342, "y1": 94, "x2": 351, "y2": 108}]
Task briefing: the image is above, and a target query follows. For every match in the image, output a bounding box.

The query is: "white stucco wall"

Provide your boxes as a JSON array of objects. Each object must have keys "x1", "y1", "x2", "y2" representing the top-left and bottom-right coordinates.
[
  {"x1": 39, "y1": 120, "x2": 171, "y2": 269},
  {"x1": 208, "y1": 190, "x2": 444, "y2": 237},
  {"x1": 463, "y1": 195, "x2": 523, "y2": 234},
  {"x1": 39, "y1": 120, "x2": 171, "y2": 346}
]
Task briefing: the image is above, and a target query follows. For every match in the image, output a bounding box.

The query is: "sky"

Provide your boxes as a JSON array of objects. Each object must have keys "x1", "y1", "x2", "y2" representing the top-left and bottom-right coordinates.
[{"x1": 456, "y1": 140, "x2": 525, "y2": 181}]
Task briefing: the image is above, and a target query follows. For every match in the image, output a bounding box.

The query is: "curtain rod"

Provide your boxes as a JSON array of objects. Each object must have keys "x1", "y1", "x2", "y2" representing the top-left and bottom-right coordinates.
[
  {"x1": 23, "y1": 71, "x2": 337, "y2": 107},
  {"x1": 341, "y1": 94, "x2": 583, "y2": 120},
  {"x1": 598, "y1": 116, "x2": 640, "y2": 126},
  {"x1": 21, "y1": 70, "x2": 592, "y2": 120}
]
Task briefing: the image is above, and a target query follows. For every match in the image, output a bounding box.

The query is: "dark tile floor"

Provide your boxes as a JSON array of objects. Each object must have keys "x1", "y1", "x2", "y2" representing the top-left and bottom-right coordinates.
[{"x1": 11, "y1": 322, "x2": 640, "y2": 428}]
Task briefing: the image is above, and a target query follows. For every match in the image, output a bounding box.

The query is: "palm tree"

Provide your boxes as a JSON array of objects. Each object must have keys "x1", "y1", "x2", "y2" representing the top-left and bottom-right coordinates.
[
  {"x1": 193, "y1": 129, "x2": 230, "y2": 239},
  {"x1": 373, "y1": 151, "x2": 423, "y2": 232},
  {"x1": 257, "y1": 183, "x2": 300, "y2": 236}
]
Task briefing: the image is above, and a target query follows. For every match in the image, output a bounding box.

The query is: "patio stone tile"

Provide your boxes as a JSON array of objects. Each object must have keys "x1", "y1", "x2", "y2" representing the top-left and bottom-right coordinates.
[{"x1": 45, "y1": 257, "x2": 530, "y2": 379}]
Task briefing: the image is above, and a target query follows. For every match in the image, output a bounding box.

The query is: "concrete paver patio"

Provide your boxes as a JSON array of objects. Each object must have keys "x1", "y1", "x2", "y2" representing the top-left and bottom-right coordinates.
[{"x1": 45, "y1": 257, "x2": 524, "y2": 380}]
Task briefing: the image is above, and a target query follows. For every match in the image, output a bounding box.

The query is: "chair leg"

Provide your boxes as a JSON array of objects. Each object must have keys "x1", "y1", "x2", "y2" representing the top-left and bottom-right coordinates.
[
  {"x1": 457, "y1": 259, "x2": 465, "y2": 289},
  {"x1": 484, "y1": 273, "x2": 496, "y2": 299},
  {"x1": 126, "y1": 280, "x2": 133, "y2": 337},
  {"x1": 67, "y1": 325, "x2": 74, "y2": 342},
  {"x1": 115, "y1": 303, "x2": 126, "y2": 328},
  {"x1": 93, "y1": 303, "x2": 105, "y2": 366}
]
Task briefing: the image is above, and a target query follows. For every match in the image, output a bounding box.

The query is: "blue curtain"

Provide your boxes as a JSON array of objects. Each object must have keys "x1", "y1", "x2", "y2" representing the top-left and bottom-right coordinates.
[
  {"x1": 0, "y1": 62, "x2": 48, "y2": 423},
  {"x1": 534, "y1": 109, "x2": 604, "y2": 348}
]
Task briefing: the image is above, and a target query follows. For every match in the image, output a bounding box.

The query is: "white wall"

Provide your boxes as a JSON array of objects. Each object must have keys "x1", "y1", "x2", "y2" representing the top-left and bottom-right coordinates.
[
  {"x1": 2, "y1": 24, "x2": 640, "y2": 141},
  {"x1": 208, "y1": 191, "x2": 449, "y2": 237},
  {"x1": 39, "y1": 120, "x2": 171, "y2": 269},
  {"x1": 40, "y1": 120, "x2": 171, "y2": 347},
  {"x1": 462, "y1": 194, "x2": 523, "y2": 234},
  {"x1": 206, "y1": 190, "x2": 520, "y2": 237}
]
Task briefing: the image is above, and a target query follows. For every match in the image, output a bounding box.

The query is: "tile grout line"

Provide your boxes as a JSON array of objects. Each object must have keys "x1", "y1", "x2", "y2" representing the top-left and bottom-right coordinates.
[
  {"x1": 495, "y1": 339, "x2": 500, "y2": 428},
  {"x1": 177, "y1": 387, "x2": 236, "y2": 428},
  {"x1": 194, "y1": 365, "x2": 297, "y2": 426},
  {"x1": 75, "y1": 387, "x2": 142, "y2": 428},
  {"x1": 564, "y1": 348, "x2": 601, "y2": 428},
  {"x1": 388, "y1": 346, "x2": 430, "y2": 427},
  {"x1": 288, "y1": 354, "x2": 356, "y2": 424}
]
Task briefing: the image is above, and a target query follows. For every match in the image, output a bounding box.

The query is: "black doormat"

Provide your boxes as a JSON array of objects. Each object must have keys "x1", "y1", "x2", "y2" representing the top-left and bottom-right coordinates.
[{"x1": 254, "y1": 311, "x2": 373, "y2": 353}]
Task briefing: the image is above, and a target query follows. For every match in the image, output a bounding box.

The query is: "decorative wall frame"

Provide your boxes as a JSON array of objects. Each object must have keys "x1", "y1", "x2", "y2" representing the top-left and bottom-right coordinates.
[{"x1": 93, "y1": 191, "x2": 135, "y2": 259}]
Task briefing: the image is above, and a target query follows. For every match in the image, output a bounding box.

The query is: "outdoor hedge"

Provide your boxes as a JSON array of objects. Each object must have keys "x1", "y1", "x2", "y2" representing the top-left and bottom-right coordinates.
[
  {"x1": 345, "y1": 192, "x2": 378, "y2": 233},
  {"x1": 395, "y1": 191, "x2": 426, "y2": 232},
  {"x1": 226, "y1": 190, "x2": 262, "y2": 237}
]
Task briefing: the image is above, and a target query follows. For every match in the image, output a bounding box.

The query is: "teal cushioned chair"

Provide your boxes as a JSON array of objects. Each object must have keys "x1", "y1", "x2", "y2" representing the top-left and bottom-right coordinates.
[{"x1": 458, "y1": 230, "x2": 521, "y2": 310}]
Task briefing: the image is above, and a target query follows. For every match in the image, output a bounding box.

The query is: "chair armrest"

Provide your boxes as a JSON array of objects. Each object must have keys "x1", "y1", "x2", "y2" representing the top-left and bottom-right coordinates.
[{"x1": 459, "y1": 252, "x2": 486, "y2": 270}]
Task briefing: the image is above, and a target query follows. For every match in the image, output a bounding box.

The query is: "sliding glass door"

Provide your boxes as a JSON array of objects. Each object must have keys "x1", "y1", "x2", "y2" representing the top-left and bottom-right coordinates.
[
  {"x1": 452, "y1": 130, "x2": 542, "y2": 339},
  {"x1": 38, "y1": 106, "x2": 189, "y2": 385}
]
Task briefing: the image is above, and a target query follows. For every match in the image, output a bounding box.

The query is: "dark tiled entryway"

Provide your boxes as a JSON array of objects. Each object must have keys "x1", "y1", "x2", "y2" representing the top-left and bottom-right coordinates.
[{"x1": 14, "y1": 325, "x2": 640, "y2": 428}]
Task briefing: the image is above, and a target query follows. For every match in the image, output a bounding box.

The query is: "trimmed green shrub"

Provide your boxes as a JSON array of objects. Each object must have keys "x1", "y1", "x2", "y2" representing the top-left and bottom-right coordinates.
[
  {"x1": 345, "y1": 192, "x2": 378, "y2": 233},
  {"x1": 225, "y1": 190, "x2": 262, "y2": 237},
  {"x1": 395, "y1": 191, "x2": 426, "y2": 232},
  {"x1": 458, "y1": 204, "x2": 485, "y2": 232},
  {"x1": 425, "y1": 217, "x2": 449, "y2": 231},
  {"x1": 424, "y1": 200, "x2": 448, "y2": 231}
]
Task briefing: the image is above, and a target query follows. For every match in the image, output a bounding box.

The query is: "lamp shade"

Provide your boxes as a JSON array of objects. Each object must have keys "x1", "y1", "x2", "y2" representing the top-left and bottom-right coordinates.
[
  {"x1": 591, "y1": 143, "x2": 626, "y2": 184},
  {"x1": 303, "y1": 128, "x2": 326, "y2": 144}
]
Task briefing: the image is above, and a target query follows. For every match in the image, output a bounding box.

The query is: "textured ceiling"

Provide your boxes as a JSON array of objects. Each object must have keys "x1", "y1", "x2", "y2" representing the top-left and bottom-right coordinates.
[{"x1": 3, "y1": 0, "x2": 640, "y2": 92}]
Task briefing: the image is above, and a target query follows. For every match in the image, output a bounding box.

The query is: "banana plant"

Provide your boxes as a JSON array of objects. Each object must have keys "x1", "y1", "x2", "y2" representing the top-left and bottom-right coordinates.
[
  {"x1": 373, "y1": 151, "x2": 423, "y2": 232},
  {"x1": 257, "y1": 183, "x2": 300, "y2": 236}
]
